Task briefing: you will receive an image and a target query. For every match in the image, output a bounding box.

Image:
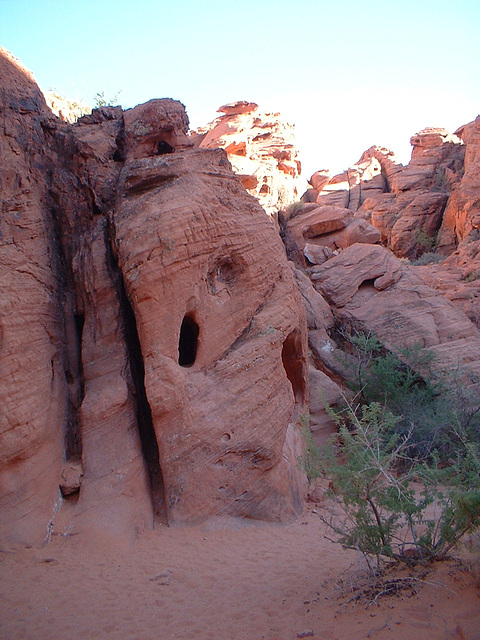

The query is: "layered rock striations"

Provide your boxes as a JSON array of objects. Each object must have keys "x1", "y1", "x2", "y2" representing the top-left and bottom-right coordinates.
[
  {"x1": 0, "y1": 49, "x2": 308, "y2": 547},
  {"x1": 293, "y1": 129, "x2": 465, "y2": 262},
  {"x1": 0, "y1": 49, "x2": 68, "y2": 546},
  {"x1": 282, "y1": 120, "x2": 480, "y2": 441},
  {"x1": 3, "y1": 45, "x2": 480, "y2": 547},
  {"x1": 193, "y1": 101, "x2": 307, "y2": 215}
]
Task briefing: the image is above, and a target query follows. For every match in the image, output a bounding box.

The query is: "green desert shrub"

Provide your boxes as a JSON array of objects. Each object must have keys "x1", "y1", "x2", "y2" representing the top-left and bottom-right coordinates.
[
  {"x1": 308, "y1": 331, "x2": 480, "y2": 569},
  {"x1": 316, "y1": 401, "x2": 480, "y2": 570},
  {"x1": 334, "y1": 330, "x2": 480, "y2": 461},
  {"x1": 411, "y1": 252, "x2": 444, "y2": 266},
  {"x1": 93, "y1": 90, "x2": 122, "y2": 108}
]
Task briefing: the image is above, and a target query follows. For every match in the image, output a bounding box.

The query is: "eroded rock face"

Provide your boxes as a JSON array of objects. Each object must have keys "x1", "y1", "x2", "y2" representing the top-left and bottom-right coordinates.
[
  {"x1": 311, "y1": 243, "x2": 404, "y2": 307},
  {"x1": 437, "y1": 117, "x2": 480, "y2": 251},
  {"x1": 193, "y1": 101, "x2": 307, "y2": 214},
  {"x1": 285, "y1": 119, "x2": 480, "y2": 441},
  {"x1": 113, "y1": 146, "x2": 308, "y2": 524},
  {"x1": 299, "y1": 130, "x2": 465, "y2": 261},
  {"x1": 0, "y1": 49, "x2": 67, "y2": 546},
  {"x1": 0, "y1": 49, "x2": 308, "y2": 547}
]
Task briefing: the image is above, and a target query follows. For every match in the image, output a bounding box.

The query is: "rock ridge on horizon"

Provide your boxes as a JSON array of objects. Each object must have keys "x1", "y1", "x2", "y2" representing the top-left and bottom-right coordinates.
[{"x1": 192, "y1": 100, "x2": 307, "y2": 215}]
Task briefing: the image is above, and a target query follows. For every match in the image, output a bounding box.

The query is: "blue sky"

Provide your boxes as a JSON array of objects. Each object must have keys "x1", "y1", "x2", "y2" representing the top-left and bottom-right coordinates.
[{"x1": 1, "y1": 0, "x2": 479, "y2": 177}]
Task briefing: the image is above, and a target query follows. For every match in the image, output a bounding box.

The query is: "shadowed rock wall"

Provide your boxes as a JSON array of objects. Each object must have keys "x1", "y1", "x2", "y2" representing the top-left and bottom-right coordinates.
[{"x1": 0, "y1": 49, "x2": 308, "y2": 547}]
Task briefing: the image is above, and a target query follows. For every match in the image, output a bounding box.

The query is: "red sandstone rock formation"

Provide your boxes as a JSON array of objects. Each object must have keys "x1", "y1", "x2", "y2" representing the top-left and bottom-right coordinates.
[
  {"x1": 283, "y1": 119, "x2": 480, "y2": 441},
  {"x1": 112, "y1": 146, "x2": 308, "y2": 525},
  {"x1": 298, "y1": 129, "x2": 465, "y2": 261},
  {"x1": 0, "y1": 49, "x2": 68, "y2": 546},
  {"x1": 438, "y1": 117, "x2": 480, "y2": 251},
  {"x1": 3, "y1": 46, "x2": 480, "y2": 550},
  {"x1": 310, "y1": 244, "x2": 480, "y2": 383},
  {"x1": 193, "y1": 101, "x2": 307, "y2": 215},
  {"x1": 0, "y1": 49, "x2": 308, "y2": 547}
]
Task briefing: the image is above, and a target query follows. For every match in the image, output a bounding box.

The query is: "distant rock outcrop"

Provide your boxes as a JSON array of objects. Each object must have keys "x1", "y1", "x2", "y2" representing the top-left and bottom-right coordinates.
[
  {"x1": 43, "y1": 89, "x2": 91, "y2": 123},
  {"x1": 299, "y1": 128, "x2": 465, "y2": 261},
  {"x1": 193, "y1": 101, "x2": 307, "y2": 215},
  {"x1": 281, "y1": 119, "x2": 480, "y2": 441},
  {"x1": 0, "y1": 49, "x2": 308, "y2": 547}
]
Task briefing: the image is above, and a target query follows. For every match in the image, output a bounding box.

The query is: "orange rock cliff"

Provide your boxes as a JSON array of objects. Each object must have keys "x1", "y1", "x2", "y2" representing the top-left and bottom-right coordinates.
[
  {"x1": 1, "y1": 47, "x2": 480, "y2": 548},
  {"x1": 0, "y1": 48, "x2": 308, "y2": 547}
]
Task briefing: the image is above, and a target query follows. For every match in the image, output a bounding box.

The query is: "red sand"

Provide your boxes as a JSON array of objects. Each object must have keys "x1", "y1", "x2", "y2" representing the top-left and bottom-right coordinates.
[{"x1": 1, "y1": 505, "x2": 479, "y2": 640}]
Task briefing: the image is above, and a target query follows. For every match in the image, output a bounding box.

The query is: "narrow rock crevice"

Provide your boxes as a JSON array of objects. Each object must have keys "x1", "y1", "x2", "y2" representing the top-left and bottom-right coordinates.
[
  {"x1": 104, "y1": 221, "x2": 167, "y2": 524},
  {"x1": 381, "y1": 166, "x2": 392, "y2": 193},
  {"x1": 45, "y1": 195, "x2": 85, "y2": 464},
  {"x1": 281, "y1": 328, "x2": 306, "y2": 405},
  {"x1": 63, "y1": 310, "x2": 85, "y2": 460}
]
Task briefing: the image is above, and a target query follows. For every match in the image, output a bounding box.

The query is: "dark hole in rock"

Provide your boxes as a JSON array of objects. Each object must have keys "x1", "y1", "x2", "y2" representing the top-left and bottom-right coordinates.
[
  {"x1": 178, "y1": 316, "x2": 199, "y2": 367},
  {"x1": 358, "y1": 278, "x2": 376, "y2": 289},
  {"x1": 74, "y1": 313, "x2": 85, "y2": 343},
  {"x1": 281, "y1": 329, "x2": 305, "y2": 403},
  {"x1": 156, "y1": 140, "x2": 175, "y2": 155}
]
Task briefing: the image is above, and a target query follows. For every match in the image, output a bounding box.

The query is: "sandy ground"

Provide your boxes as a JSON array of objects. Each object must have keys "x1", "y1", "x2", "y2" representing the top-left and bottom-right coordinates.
[{"x1": 1, "y1": 504, "x2": 479, "y2": 640}]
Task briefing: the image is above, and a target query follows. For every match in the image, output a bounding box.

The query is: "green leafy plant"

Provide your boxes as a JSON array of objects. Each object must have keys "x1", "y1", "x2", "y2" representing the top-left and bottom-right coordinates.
[
  {"x1": 93, "y1": 90, "x2": 122, "y2": 108},
  {"x1": 334, "y1": 329, "x2": 480, "y2": 462},
  {"x1": 309, "y1": 330, "x2": 480, "y2": 570},
  {"x1": 464, "y1": 269, "x2": 480, "y2": 283},
  {"x1": 411, "y1": 252, "x2": 444, "y2": 266},
  {"x1": 318, "y1": 401, "x2": 480, "y2": 570}
]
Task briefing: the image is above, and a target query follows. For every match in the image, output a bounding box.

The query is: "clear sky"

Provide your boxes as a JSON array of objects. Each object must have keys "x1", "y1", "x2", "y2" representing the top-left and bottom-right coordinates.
[{"x1": 1, "y1": 0, "x2": 479, "y2": 178}]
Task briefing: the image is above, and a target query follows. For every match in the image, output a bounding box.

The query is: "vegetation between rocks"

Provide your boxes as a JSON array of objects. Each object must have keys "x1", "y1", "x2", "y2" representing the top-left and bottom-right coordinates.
[{"x1": 304, "y1": 332, "x2": 480, "y2": 571}]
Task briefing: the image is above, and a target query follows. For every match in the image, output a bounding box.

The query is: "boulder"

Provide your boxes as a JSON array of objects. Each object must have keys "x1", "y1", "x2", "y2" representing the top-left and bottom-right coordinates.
[
  {"x1": 311, "y1": 243, "x2": 404, "y2": 307},
  {"x1": 390, "y1": 192, "x2": 449, "y2": 258},
  {"x1": 332, "y1": 267, "x2": 480, "y2": 384},
  {"x1": 315, "y1": 218, "x2": 382, "y2": 251},
  {"x1": 304, "y1": 243, "x2": 333, "y2": 266},
  {"x1": 124, "y1": 98, "x2": 192, "y2": 159},
  {"x1": 309, "y1": 169, "x2": 331, "y2": 191},
  {"x1": 283, "y1": 205, "x2": 352, "y2": 266},
  {"x1": 59, "y1": 461, "x2": 84, "y2": 496},
  {"x1": 113, "y1": 146, "x2": 309, "y2": 524}
]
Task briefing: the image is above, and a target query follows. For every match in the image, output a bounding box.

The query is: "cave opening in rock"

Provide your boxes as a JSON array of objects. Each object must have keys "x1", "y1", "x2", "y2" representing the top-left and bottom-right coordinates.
[
  {"x1": 178, "y1": 315, "x2": 199, "y2": 367},
  {"x1": 281, "y1": 329, "x2": 305, "y2": 404},
  {"x1": 156, "y1": 140, "x2": 175, "y2": 155}
]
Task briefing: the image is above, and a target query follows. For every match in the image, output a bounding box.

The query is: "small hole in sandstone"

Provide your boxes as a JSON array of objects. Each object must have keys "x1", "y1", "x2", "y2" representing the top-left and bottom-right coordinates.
[
  {"x1": 178, "y1": 315, "x2": 199, "y2": 367},
  {"x1": 156, "y1": 140, "x2": 175, "y2": 155},
  {"x1": 221, "y1": 433, "x2": 231, "y2": 443}
]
